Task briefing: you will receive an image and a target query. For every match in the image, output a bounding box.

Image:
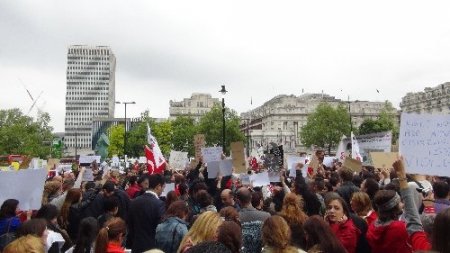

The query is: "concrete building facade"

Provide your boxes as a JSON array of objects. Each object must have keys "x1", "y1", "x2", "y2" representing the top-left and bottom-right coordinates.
[
  {"x1": 169, "y1": 93, "x2": 220, "y2": 121},
  {"x1": 241, "y1": 93, "x2": 389, "y2": 154},
  {"x1": 64, "y1": 45, "x2": 116, "y2": 155},
  {"x1": 400, "y1": 82, "x2": 450, "y2": 114}
]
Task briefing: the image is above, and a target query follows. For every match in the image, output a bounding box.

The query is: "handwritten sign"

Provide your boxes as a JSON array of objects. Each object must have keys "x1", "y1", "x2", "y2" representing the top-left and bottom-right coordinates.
[
  {"x1": 343, "y1": 157, "x2": 362, "y2": 172},
  {"x1": 240, "y1": 174, "x2": 251, "y2": 185},
  {"x1": 0, "y1": 169, "x2": 47, "y2": 210},
  {"x1": 250, "y1": 172, "x2": 270, "y2": 187},
  {"x1": 201, "y1": 147, "x2": 222, "y2": 163},
  {"x1": 194, "y1": 134, "x2": 206, "y2": 161},
  {"x1": 268, "y1": 171, "x2": 281, "y2": 182},
  {"x1": 399, "y1": 113, "x2": 450, "y2": 176},
  {"x1": 231, "y1": 142, "x2": 246, "y2": 174},
  {"x1": 370, "y1": 152, "x2": 398, "y2": 169},
  {"x1": 169, "y1": 150, "x2": 189, "y2": 170}
]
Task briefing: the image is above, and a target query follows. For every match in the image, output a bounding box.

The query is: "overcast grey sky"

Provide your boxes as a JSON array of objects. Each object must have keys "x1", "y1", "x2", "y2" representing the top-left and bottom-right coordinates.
[{"x1": 1, "y1": 0, "x2": 450, "y2": 132}]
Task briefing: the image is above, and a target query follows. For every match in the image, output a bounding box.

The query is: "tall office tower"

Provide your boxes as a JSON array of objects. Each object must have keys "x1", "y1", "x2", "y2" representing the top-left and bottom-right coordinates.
[{"x1": 64, "y1": 45, "x2": 116, "y2": 155}]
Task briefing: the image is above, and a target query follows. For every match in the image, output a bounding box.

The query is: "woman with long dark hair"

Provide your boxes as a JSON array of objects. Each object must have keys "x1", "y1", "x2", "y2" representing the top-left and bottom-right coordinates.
[
  {"x1": 324, "y1": 195, "x2": 360, "y2": 253},
  {"x1": 65, "y1": 217, "x2": 99, "y2": 253},
  {"x1": 0, "y1": 199, "x2": 21, "y2": 237},
  {"x1": 36, "y1": 204, "x2": 72, "y2": 252},
  {"x1": 303, "y1": 215, "x2": 347, "y2": 253}
]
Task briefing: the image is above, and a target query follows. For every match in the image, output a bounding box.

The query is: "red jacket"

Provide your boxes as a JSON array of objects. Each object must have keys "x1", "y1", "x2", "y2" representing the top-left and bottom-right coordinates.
[
  {"x1": 106, "y1": 242, "x2": 125, "y2": 253},
  {"x1": 364, "y1": 210, "x2": 378, "y2": 226},
  {"x1": 329, "y1": 219, "x2": 360, "y2": 253},
  {"x1": 367, "y1": 220, "x2": 412, "y2": 253},
  {"x1": 126, "y1": 184, "x2": 141, "y2": 199}
]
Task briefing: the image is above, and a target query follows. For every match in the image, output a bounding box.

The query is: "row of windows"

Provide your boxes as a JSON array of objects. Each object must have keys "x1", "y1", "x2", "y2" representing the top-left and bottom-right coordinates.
[
  {"x1": 67, "y1": 71, "x2": 110, "y2": 76},
  {"x1": 68, "y1": 61, "x2": 110, "y2": 65},
  {"x1": 68, "y1": 48, "x2": 111, "y2": 55},
  {"x1": 69, "y1": 76, "x2": 111, "y2": 81},
  {"x1": 68, "y1": 56, "x2": 110, "y2": 60},
  {"x1": 67, "y1": 81, "x2": 110, "y2": 85}
]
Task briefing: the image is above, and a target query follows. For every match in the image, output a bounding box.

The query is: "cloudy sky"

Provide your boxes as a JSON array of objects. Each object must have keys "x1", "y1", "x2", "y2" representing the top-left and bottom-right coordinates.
[{"x1": 1, "y1": 0, "x2": 450, "y2": 132}]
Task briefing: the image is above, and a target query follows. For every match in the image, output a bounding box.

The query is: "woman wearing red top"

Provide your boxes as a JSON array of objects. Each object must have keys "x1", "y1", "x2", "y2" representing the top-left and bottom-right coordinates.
[
  {"x1": 350, "y1": 191, "x2": 378, "y2": 226},
  {"x1": 325, "y1": 195, "x2": 360, "y2": 253},
  {"x1": 95, "y1": 217, "x2": 126, "y2": 253}
]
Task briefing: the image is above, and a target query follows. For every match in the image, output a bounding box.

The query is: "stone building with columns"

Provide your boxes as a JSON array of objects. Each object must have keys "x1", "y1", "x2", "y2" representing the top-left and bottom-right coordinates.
[
  {"x1": 240, "y1": 93, "x2": 390, "y2": 154},
  {"x1": 169, "y1": 93, "x2": 220, "y2": 121}
]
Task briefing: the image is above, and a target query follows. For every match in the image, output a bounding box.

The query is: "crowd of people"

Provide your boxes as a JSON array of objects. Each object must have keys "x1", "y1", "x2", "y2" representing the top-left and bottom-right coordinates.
[{"x1": 1, "y1": 151, "x2": 450, "y2": 253}]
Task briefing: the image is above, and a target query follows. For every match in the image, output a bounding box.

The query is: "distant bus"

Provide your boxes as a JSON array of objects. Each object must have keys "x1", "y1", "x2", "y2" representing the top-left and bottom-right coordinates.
[{"x1": 0, "y1": 155, "x2": 25, "y2": 167}]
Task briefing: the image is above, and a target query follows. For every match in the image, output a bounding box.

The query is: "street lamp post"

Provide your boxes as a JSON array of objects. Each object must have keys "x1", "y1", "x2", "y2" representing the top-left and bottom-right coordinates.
[
  {"x1": 219, "y1": 85, "x2": 228, "y2": 150},
  {"x1": 116, "y1": 101, "x2": 136, "y2": 155}
]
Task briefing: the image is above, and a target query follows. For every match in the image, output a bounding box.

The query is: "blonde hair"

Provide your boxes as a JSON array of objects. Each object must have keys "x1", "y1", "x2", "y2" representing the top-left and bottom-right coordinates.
[
  {"x1": 177, "y1": 211, "x2": 223, "y2": 253},
  {"x1": 351, "y1": 191, "x2": 372, "y2": 216},
  {"x1": 42, "y1": 181, "x2": 62, "y2": 205},
  {"x1": 3, "y1": 235, "x2": 45, "y2": 253}
]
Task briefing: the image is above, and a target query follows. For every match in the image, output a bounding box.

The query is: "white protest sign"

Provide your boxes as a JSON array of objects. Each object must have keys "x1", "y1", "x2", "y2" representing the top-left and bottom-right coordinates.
[
  {"x1": 250, "y1": 172, "x2": 270, "y2": 187},
  {"x1": 79, "y1": 155, "x2": 101, "y2": 164},
  {"x1": 161, "y1": 183, "x2": 175, "y2": 197},
  {"x1": 240, "y1": 174, "x2": 251, "y2": 185},
  {"x1": 220, "y1": 159, "x2": 233, "y2": 176},
  {"x1": 287, "y1": 156, "x2": 307, "y2": 178},
  {"x1": 399, "y1": 113, "x2": 450, "y2": 176},
  {"x1": 82, "y1": 168, "x2": 95, "y2": 181},
  {"x1": 341, "y1": 131, "x2": 392, "y2": 162},
  {"x1": 0, "y1": 169, "x2": 47, "y2": 210},
  {"x1": 201, "y1": 147, "x2": 222, "y2": 163},
  {"x1": 268, "y1": 171, "x2": 281, "y2": 182},
  {"x1": 323, "y1": 157, "x2": 336, "y2": 168},
  {"x1": 207, "y1": 161, "x2": 221, "y2": 178},
  {"x1": 56, "y1": 164, "x2": 72, "y2": 173},
  {"x1": 111, "y1": 156, "x2": 120, "y2": 167},
  {"x1": 169, "y1": 150, "x2": 189, "y2": 170},
  {"x1": 139, "y1": 156, "x2": 147, "y2": 164}
]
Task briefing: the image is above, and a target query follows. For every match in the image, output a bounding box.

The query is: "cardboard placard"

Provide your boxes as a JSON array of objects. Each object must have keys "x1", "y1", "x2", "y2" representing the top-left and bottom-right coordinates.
[
  {"x1": 194, "y1": 134, "x2": 206, "y2": 161},
  {"x1": 79, "y1": 155, "x2": 101, "y2": 165},
  {"x1": 370, "y1": 152, "x2": 398, "y2": 169},
  {"x1": 343, "y1": 157, "x2": 362, "y2": 172},
  {"x1": 231, "y1": 142, "x2": 246, "y2": 174},
  {"x1": 201, "y1": 147, "x2": 222, "y2": 163},
  {"x1": 169, "y1": 150, "x2": 189, "y2": 170}
]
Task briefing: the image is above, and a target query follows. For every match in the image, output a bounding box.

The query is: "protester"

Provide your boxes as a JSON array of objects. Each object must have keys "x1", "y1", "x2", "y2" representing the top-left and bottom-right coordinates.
[
  {"x1": 128, "y1": 174, "x2": 165, "y2": 253},
  {"x1": 219, "y1": 207, "x2": 240, "y2": 226},
  {"x1": 59, "y1": 189, "x2": 85, "y2": 241},
  {"x1": 431, "y1": 181, "x2": 450, "y2": 214},
  {"x1": 220, "y1": 189, "x2": 240, "y2": 211},
  {"x1": 324, "y1": 194, "x2": 360, "y2": 253},
  {"x1": 125, "y1": 176, "x2": 140, "y2": 199},
  {"x1": 217, "y1": 221, "x2": 242, "y2": 253},
  {"x1": 177, "y1": 211, "x2": 223, "y2": 253},
  {"x1": 97, "y1": 196, "x2": 119, "y2": 228},
  {"x1": 303, "y1": 215, "x2": 347, "y2": 253},
  {"x1": 185, "y1": 241, "x2": 231, "y2": 253},
  {"x1": 155, "y1": 200, "x2": 189, "y2": 253},
  {"x1": 432, "y1": 208, "x2": 450, "y2": 253},
  {"x1": 36, "y1": 204, "x2": 72, "y2": 252},
  {"x1": 261, "y1": 215, "x2": 306, "y2": 253},
  {"x1": 336, "y1": 168, "x2": 360, "y2": 208},
  {"x1": 42, "y1": 181, "x2": 63, "y2": 205},
  {"x1": 94, "y1": 217, "x2": 126, "y2": 253},
  {"x1": 65, "y1": 217, "x2": 99, "y2": 253},
  {"x1": 350, "y1": 191, "x2": 377, "y2": 225},
  {"x1": 17, "y1": 218, "x2": 49, "y2": 248},
  {"x1": 278, "y1": 193, "x2": 307, "y2": 249},
  {"x1": 165, "y1": 191, "x2": 179, "y2": 210},
  {"x1": 3, "y1": 234, "x2": 45, "y2": 253}
]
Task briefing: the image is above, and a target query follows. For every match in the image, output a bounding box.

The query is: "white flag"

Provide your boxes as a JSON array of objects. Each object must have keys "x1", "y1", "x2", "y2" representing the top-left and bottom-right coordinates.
[
  {"x1": 336, "y1": 135, "x2": 348, "y2": 162},
  {"x1": 147, "y1": 123, "x2": 166, "y2": 167},
  {"x1": 351, "y1": 132, "x2": 362, "y2": 161}
]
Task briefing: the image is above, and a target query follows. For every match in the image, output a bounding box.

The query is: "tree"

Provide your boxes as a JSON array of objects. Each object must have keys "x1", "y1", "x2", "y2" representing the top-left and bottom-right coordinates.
[
  {"x1": 197, "y1": 105, "x2": 245, "y2": 154},
  {"x1": 0, "y1": 109, "x2": 54, "y2": 158},
  {"x1": 151, "y1": 121, "x2": 173, "y2": 156},
  {"x1": 300, "y1": 103, "x2": 351, "y2": 154},
  {"x1": 108, "y1": 124, "x2": 125, "y2": 157},
  {"x1": 359, "y1": 101, "x2": 399, "y2": 143},
  {"x1": 171, "y1": 116, "x2": 197, "y2": 157}
]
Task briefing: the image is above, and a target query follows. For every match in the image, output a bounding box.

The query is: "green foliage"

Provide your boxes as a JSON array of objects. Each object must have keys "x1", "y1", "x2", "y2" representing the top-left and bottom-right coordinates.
[
  {"x1": 126, "y1": 118, "x2": 173, "y2": 157},
  {"x1": 108, "y1": 124, "x2": 125, "y2": 157},
  {"x1": 300, "y1": 103, "x2": 351, "y2": 154},
  {"x1": 0, "y1": 109, "x2": 54, "y2": 158},
  {"x1": 151, "y1": 121, "x2": 173, "y2": 156},
  {"x1": 171, "y1": 116, "x2": 197, "y2": 157},
  {"x1": 197, "y1": 105, "x2": 245, "y2": 154},
  {"x1": 359, "y1": 101, "x2": 399, "y2": 143}
]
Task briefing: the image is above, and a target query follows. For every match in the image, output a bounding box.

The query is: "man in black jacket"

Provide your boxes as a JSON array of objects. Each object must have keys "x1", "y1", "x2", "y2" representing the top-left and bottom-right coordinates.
[
  {"x1": 336, "y1": 167, "x2": 360, "y2": 209},
  {"x1": 128, "y1": 174, "x2": 165, "y2": 253}
]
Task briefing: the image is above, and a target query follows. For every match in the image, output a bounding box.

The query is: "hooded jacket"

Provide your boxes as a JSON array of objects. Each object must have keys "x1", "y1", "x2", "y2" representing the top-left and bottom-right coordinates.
[{"x1": 366, "y1": 220, "x2": 412, "y2": 253}]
